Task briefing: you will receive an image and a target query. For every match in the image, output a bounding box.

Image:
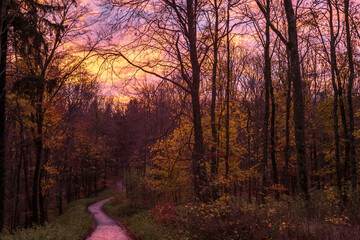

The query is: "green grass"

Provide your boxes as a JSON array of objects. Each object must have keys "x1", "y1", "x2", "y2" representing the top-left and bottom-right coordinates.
[
  {"x1": 1, "y1": 189, "x2": 113, "y2": 240},
  {"x1": 103, "y1": 193, "x2": 183, "y2": 240}
]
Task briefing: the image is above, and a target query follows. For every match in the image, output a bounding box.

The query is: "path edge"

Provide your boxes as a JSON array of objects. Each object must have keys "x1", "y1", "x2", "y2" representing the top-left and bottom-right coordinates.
[
  {"x1": 82, "y1": 197, "x2": 111, "y2": 240},
  {"x1": 101, "y1": 200, "x2": 137, "y2": 240}
]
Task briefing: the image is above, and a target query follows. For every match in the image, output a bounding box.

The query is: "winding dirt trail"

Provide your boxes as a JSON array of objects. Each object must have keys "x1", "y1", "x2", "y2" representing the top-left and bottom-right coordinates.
[{"x1": 87, "y1": 198, "x2": 131, "y2": 240}]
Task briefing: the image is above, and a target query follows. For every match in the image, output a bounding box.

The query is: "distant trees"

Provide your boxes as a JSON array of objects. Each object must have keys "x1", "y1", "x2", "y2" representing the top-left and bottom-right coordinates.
[
  {"x1": 309, "y1": 0, "x2": 359, "y2": 198},
  {"x1": 103, "y1": 0, "x2": 360, "y2": 204}
]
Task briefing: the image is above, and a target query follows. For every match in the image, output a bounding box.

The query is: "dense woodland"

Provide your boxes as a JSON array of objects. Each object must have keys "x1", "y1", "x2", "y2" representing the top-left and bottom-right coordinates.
[{"x1": 1, "y1": 0, "x2": 360, "y2": 238}]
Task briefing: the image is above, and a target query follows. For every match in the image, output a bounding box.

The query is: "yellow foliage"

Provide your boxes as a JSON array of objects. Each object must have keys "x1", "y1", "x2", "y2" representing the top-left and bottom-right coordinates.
[{"x1": 146, "y1": 103, "x2": 257, "y2": 199}]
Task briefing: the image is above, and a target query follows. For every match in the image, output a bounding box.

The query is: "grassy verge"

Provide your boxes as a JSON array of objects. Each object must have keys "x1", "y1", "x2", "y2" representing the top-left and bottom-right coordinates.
[
  {"x1": 103, "y1": 191, "x2": 183, "y2": 240},
  {"x1": 1, "y1": 189, "x2": 113, "y2": 240}
]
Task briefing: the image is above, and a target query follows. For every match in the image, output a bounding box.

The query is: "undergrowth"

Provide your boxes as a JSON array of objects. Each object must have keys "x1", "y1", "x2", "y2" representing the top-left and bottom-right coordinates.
[
  {"x1": 105, "y1": 187, "x2": 360, "y2": 240},
  {"x1": 103, "y1": 190, "x2": 183, "y2": 240}
]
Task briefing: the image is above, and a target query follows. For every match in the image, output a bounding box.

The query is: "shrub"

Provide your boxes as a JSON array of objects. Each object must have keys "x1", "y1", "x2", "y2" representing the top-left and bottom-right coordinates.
[{"x1": 148, "y1": 202, "x2": 178, "y2": 224}]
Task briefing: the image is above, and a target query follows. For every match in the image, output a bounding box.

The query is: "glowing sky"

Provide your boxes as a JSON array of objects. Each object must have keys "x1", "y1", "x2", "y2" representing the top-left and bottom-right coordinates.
[{"x1": 76, "y1": 0, "x2": 261, "y2": 104}]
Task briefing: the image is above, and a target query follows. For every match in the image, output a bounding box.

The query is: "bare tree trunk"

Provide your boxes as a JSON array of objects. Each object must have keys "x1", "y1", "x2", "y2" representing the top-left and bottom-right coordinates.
[
  {"x1": 39, "y1": 170, "x2": 46, "y2": 224},
  {"x1": 32, "y1": 83, "x2": 45, "y2": 224},
  {"x1": 210, "y1": 0, "x2": 219, "y2": 177},
  {"x1": 261, "y1": 2, "x2": 271, "y2": 199},
  {"x1": 328, "y1": 0, "x2": 342, "y2": 195},
  {"x1": 93, "y1": 174, "x2": 97, "y2": 195},
  {"x1": 225, "y1": 0, "x2": 231, "y2": 179},
  {"x1": 39, "y1": 148, "x2": 50, "y2": 224},
  {"x1": 311, "y1": 49, "x2": 320, "y2": 190},
  {"x1": 270, "y1": 73, "x2": 278, "y2": 187},
  {"x1": 337, "y1": 75, "x2": 350, "y2": 182},
  {"x1": 191, "y1": 91, "x2": 209, "y2": 200},
  {"x1": 246, "y1": 103, "x2": 252, "y2": 197},
  {"x1": 57, "y1": 175, "x2": 63, "y2": 215},
  {"x1": 23, "y1": 149, "x2": 32, "y2": 226},
  {"x1": 188, "y1": 0, "x2": 209, "y2": 201},
  {"x1": 0, "y1": 0, "x2": 8, "y2": 231},
  {"x1": 284, "y1": 53, "x2": 291, "y2": 195},
  {"x1": 14, "y1": 145, "x2": 22, "y2": 229},
  {"x1": 344, "y1": 0, "x2": 357, "y2": 189},
  {"x1": 103, "y1": 161, "x2": 107, "y2": 190},
  {"x1": 283, "y1": 0, "x2": 308, "y2": 199},
  {"x1": 66, "y1": 167, "x2": 72, "y2": 204}
]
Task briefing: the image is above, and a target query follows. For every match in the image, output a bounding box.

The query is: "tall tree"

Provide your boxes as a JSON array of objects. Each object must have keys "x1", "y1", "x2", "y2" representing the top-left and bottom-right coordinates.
[
  {"x1": 344, "y1": 0, "x2": 357, "y2": 189},
  {"x1": 187, "y1": 0, "x2": 210, "y2": 201},
  {"x1": 0, "y1": 0, "x2": 8, "y2": 232},
  {"x1": 283, "y1": 0, "x2": 308, "y2": 198},
  {"x1": 327, "y1": 0, "x2": 342, "y2": 195},
  {"x1": 225, "y1": 0, "x2": 231, "y2": 179},
  {"x1": 210, "y1": 0, "x2": 220, "y2": 177}
]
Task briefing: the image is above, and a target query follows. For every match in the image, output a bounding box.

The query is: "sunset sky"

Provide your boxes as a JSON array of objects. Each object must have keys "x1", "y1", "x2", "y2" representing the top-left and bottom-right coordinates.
[{"x1": 76, "y1": 0, "x2": 261, "y2": 104}]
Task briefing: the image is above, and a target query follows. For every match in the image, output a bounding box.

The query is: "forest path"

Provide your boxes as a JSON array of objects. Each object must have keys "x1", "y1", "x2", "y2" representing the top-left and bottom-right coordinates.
[{"x1": 87, "y1": 197, "x2": 130, "y2": 240}]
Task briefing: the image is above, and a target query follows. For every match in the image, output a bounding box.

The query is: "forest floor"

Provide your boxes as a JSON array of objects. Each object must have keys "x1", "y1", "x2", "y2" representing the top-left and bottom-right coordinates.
[
  {"x1": 103, "y1": 189, "x2": 360, "y2": 240},
  {"x1": 87, "y1": 198, "x2": 131, "y2": 240}
]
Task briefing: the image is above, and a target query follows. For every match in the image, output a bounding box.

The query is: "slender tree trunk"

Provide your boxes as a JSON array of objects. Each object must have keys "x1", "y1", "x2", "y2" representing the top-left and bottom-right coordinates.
[
  {"x1": 312, "y1": 133, "x2": 320, "y2": 189},
  {"x1": 225, "y1": 0, "x2": 231, "y2": 179},
  {"x1": 284, "y1": 52, "x2": 292, "y2": 194},
  {"x1": 328, "y1": 0, "x2": 342, "y2": 195},
  {"x1": 94, "y1": 174, "x2": 97, "y2": 195},
  {"x1": 0, "y1": 0, "x2": 8, "y2": 231},
  {"x1": 311, "y1": 49, "x2": 320, "y2": 190},
  {"x1": 191, "y1": 90, "x2": 209, "y2": 201},
  {"x1": 39, "y1": 170, "x2": 46, "y2": 224},
  {"x1": 14, "y1": 147, "x2": 22, "y2": 229},
  {"x1": 66, "y1": 168, "x2": 72, "y2": 204},
  {"x1": 216, "y1": 98, "x2": 225, "y2": 173},
  {"x1": 32, "y1": 84, "x2": 45, "y2": 224},
  {"x1": 210, "y1": 0, "x2": 219, "y2": 177},
  {"x1": 57, "y1": 175, "x2": 63, "y2": 215},
  {"x1": 337, "y1": 76, "x2": 350, "y2": 182},
  {"x1": 87, "y1": 172, "x2": 92, "y2": 197},
  {"x1": 39, "y1": 148, "x2": 50, "y2": 224},
  {"x1": 246, "y1": 104, "x2": 252, "y2": 197},
  {"x1": 270, "y1": 74, "x2": 278, "y2": 187},
  {"x1": 261, "y1": 5, "x2": 271, "y2": 198},
  {"x1": 283, "y1": 0, "x2": 308, "y2": 199},
  {"x1": 344, "y1": 0, "x2": 357, "y2": 189},
  {"x1": 23, "y1": 149, "x2": 32, "y2": 226},
  {"x1": 103, "y1": 161, "x2": 107, "y2": 190},
  {"x1": 187, "y1": 0, "x2": 209, "y2": 201}
]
